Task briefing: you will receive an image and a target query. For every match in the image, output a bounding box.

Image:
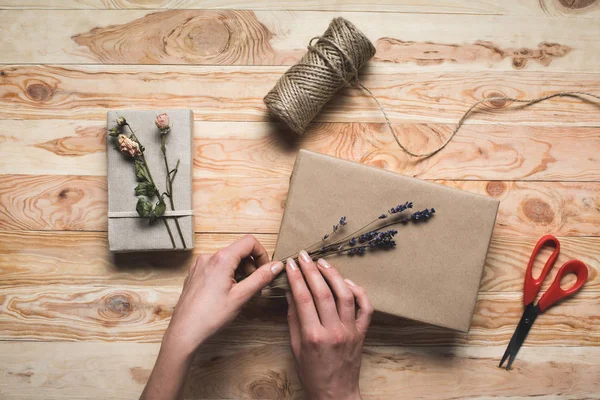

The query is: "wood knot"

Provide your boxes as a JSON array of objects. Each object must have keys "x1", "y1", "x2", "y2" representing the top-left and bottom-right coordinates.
[
  {"x1": 248, "y1": 371, "x2": 291, "y2": 400},
  {"x1": 0, "y1": 71, "x2": 5, "y2": 76},
  {"x1": 102, "y1": 293, "x2": 134, "y2": 318},
  {"x1": 486, "y1": 181, "x2": 506, "y2": 197},
  {"x1": 25, "y1": 82, "x2": 53, "y2": 102},
  {"x1": 522, "y1": 198, "x2": 554, "y2": 224},
  {"x1": 184, "y1": 19, "x2": 230, "y2": 56},
  {"x1": 559, "y1": 0, "x2": 597, "y2": 9},
  {"x1": 56, "y1": 187, "x2": 84, "y2": 204},
  {"x1": 129, "y1": 367, "x2": 151, "y2": 385},
  {"x1": 485, "y1": 92, "x2": 509, "y2": 108}
]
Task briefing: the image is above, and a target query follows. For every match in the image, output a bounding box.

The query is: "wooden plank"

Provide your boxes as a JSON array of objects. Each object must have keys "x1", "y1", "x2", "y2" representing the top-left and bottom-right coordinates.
[
  {"x1": 1, "y1": 231, "x2": 599, "y2": 292},
  {"x1": 0, "y1": 284, "x2": 598, "y2": 346},
  {"x1": 1, "y1": 342, "x2": 599, "y2": 400},
  {"x1": 1, "y1": 10, "x2": 598, "y2": 72},
  {"x1": 3, "y1": 120, "x2": 600, "y2": 182},
  {"x1": 1, "y1": 174, "x2": 599, "y2": 236},
  {"x1": 1, "y1": 65, "x2": 599, "y2": 124},
  {"x1": 196, "y1": 178, "x2": 600, "y2": 235},
  {"x1": 1, "y1": 0, "x2": 600, "y2": 17}
]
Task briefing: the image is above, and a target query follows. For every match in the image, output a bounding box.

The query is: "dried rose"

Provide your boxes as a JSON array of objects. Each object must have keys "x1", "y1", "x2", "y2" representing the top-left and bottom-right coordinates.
[
  {"x1": 116, "y1": 116, "x2": 127, "y2": 127},
  {"x1": 118, "y1": 134, "x2": 142, "y2": 157},
  {"x1": 155, "y1": 113, "x2": 170, "y2": 131}
]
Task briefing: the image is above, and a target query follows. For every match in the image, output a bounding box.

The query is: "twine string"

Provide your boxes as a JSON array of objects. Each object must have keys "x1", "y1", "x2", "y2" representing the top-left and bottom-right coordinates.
[
  {"x1": 308, "y1": 32, "x2": 600, "y2": 158},
  {"x1": 264, "y1": 17, "x2": 599, "y2": 160}
]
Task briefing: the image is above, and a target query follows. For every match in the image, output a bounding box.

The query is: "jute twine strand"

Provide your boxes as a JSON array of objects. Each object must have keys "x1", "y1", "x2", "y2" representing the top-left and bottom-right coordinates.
[{"x1": 264, "y1": 17, "x2": 600, "y2": 159}]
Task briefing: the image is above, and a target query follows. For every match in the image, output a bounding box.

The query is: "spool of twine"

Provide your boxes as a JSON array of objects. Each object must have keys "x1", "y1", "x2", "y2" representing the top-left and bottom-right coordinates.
[
  {"x1": 264, "y1": 17, "x2": 376, "y2": 134},
  {"x1": 264, "y1": 17, "x2": 600, "y2": 161}
]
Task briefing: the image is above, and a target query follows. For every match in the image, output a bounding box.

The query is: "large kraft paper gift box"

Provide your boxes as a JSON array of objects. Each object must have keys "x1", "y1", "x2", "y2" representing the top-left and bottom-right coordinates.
[
  {"x1": 107, "y1": 110, "x2": 194, "y2": 252},
  {"x1": 272, "y1": 150, "x2": 499, "y2": 332}
]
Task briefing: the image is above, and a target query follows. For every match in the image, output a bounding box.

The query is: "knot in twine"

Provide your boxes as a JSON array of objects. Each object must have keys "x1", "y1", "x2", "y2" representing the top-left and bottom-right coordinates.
[{"x1": 264, "y1": 17, "x2": 600, "y2": 159}]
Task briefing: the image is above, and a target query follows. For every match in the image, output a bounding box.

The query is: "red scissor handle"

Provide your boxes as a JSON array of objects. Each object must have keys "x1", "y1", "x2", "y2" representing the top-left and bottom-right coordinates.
[
  {"x1": 537, "y1": 259, "x2": 588, "y2": 312},
  {"x1": 523, "y1": 235, "x2": 560, "y2": 306}
]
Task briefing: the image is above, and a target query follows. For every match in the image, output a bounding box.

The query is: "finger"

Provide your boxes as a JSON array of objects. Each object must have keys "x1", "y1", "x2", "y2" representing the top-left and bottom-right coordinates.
[
  {"x1": 286, "y1": 291, "x2": 301, "y2": 357},
  {"x1": 345, "y1": 279, "x2": 374, "y2": 335},
  {"x1": 235, "y1": 257, "x2": 256, "y2": 282},
  {"x1": 224, "y1": 234, "x2": 270, "y2": 267},
  {"x1": 286, "y1": 258, "x2": 321, "y2": 328},
  {"x1": 297, "y1": 250, "x2": 340, "y2": 327},
  {"x1": 316, "y1": 258, "x2": 356, "y2": 327},
  {"x1": 230, "y1": 260, "x2": 284, "y2": 306}
]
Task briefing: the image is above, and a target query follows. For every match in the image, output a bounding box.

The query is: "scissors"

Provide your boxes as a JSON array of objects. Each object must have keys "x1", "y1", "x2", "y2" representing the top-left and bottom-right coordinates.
[{"x1": 499, "y1": 234, "x2": 588, "y2": 370}]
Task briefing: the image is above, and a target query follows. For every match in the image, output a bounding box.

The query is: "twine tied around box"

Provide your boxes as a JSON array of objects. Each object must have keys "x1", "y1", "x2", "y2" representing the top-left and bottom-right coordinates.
[{"x1": 264, "y1": 17, "x2": 600, "y2": 160}]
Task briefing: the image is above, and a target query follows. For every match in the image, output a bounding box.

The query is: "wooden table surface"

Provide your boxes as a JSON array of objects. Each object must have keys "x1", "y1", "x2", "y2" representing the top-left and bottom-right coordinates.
[{"x1": 1, "y1": 1, "x2": 599, "y2": 399}]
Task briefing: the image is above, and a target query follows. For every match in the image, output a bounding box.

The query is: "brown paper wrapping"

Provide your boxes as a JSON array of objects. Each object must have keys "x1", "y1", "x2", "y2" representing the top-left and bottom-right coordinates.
[
  {"x1": 107, "y1": 110, "x2": 194, "y2": 252},
  {"x1": 271, "y1": 150, "x2": 499, "y2": 332}
]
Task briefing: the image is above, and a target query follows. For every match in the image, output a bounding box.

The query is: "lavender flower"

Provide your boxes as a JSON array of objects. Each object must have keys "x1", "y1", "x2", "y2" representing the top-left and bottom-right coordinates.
[
  {"x1": 339, "y1": 216, "x2": 347, "y2": 226},
  {"x1": 389, "y1": 201, "x2": 413, "y2": 214},
  {"x1": 348, "y1": 247, "x2": 366, "y2": 256},
  {"x1": 402, "y1": 208, "x2": 436, "y2": 223}
]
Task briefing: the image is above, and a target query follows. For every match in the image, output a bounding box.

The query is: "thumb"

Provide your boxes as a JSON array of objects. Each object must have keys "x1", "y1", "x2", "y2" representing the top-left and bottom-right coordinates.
[{"x1": 231, "y1": 260, "x2": 284, "y2": 306}]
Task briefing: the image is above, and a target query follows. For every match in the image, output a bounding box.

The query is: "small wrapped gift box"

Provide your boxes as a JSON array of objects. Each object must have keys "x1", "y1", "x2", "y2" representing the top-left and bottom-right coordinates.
[
  {"x1": 272, "y1": 150, "x2": 499, "y2": 332},
  {"x1": 106, "y1": 110, "x2": 194, "y2": 252}
]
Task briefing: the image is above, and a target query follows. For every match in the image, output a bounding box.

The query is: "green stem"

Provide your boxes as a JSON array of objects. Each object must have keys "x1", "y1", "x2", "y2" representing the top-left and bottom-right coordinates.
[
  {"x1": 161, "y1": 134, "x2": 187, "y2": 249},
  {"x1": 128, "y1": 124, "x2": 176, "y2": 249},
  {"x1": 162, "y1": 218, "x2": 176, "y2": 249}
]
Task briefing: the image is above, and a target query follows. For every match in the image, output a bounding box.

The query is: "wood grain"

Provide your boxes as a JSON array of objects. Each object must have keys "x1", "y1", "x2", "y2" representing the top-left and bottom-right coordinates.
[
  {"x1": 1, "y1": 10, "x2": 597, "y2": 72},
  {"x1": 1, "y1": 174, "x2": 599, "y2": 236},
  {"x1": 1, "y1": 0, "x2": 600, "y2": 17},
  {"x1": 0, "y1": 342, "x2": 597, "y2": 400},
  {"x1": 0, "y1": 285, "x2": 598, "y2": 346},
  {"x1": 1, "y1": 65, "x2": 599, "y2": 123},
  {"x1": 4, "y1": 120, "x2": 600, "y2": 182},
  {"x1": 2, "y1": 342, "x2": 599, "y2": 400},
  {"x1": 195, "y1": 178, "x2": 600, "y2": 236},
  {"x1": 2, "y1": 231, "x2": 598, "y2": 291},
  {"x1": 0, "y1": 174, "x2": 107, "y2": 231}
]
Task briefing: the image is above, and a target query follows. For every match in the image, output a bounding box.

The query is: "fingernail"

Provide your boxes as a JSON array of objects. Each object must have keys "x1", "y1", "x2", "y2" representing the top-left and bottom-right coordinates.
[
  {"x1": 287, "y1": 258, "x2": 298, "y2": 271},
  {"x1": 299, "y1": 250, "x2": 311, "y2": 263},
  {"x1": 285, "y1": 292, "x2": 292, "y2": 304},
  {"x1": 345, "y1": 279, "x2": 357, "y2": 287},
  {"x1": 317, "y1": 258, "x2": 331, "y2": 269},
  {"x1": 271, "y1": 261, "x2": 284, "y2": 276}
]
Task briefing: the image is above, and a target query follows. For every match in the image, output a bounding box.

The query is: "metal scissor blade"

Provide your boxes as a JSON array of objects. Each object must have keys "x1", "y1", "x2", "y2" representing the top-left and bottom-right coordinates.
[
  {"x1": 499, "y1": 304, "x2": 539, "y2": 370},
  {"x1": 499, "y1": 328, "x2": 519, "y2": 368}
]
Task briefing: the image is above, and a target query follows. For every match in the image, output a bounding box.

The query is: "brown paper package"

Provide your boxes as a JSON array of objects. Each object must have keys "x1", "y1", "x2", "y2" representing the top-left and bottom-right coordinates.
[
  {"x1": 106, "y1": 110, "x2": 194, "y2": 252},
  {"x1": 271, "y1": 150, "x2": 499, "y2": 332}
]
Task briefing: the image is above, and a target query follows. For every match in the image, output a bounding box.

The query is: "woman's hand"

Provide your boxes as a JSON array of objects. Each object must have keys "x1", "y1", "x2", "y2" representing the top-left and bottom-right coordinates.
[
  {"x1": 286, "y1": 251, "x2": 373, "y2": 400},
  {"x1": 164, "y1": 234, "x2": 284, "y2": 356},
  {"x1": 141, "y1": 235, "x2": 283, "y2": 400}
]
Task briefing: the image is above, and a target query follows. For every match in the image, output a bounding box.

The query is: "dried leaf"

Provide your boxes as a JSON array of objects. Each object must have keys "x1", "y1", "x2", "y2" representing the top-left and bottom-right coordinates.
[
  {"x1": 154, "y1": 200, "x2": 166, "y2": 217},
  {"x1": 135, "y1": 182, "x2": 156, "y2": 197},
  {"x1": 134, "y1": 160, "x2": 149, "y2": 182},
  {"x1": 136, "y1": 197, "x2": 153, "y2": 218}
]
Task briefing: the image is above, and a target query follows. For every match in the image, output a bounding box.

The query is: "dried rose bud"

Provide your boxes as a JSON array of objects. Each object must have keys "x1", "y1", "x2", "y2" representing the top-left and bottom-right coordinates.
[
  {"x1": 118, "y1": 134, "x2": 142, "y2": 157},
  {"x1": 155, "y1": 113, "x2": 170, "y2": 131},
  {"x1": 116, "y1": 116, "x2": 127, "y2": 127}
]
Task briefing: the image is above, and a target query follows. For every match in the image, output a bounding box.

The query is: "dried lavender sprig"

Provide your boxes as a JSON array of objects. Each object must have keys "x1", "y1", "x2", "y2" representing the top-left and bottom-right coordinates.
[
  {"x1": 307, "y1": 229, "x2": 399, "y2": 259},
  {"x1": 280, "y1": 216, "x2": 348, "y2": 261},
  {"x1": 277, "y1": 203, "x2": 430, "y2": 264}
]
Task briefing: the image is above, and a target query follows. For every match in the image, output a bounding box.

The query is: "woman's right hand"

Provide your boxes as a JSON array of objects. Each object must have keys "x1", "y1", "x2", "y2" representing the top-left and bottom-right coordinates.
[{"x1": 285, "y1": 250, "x2": 373, "y2": 400}]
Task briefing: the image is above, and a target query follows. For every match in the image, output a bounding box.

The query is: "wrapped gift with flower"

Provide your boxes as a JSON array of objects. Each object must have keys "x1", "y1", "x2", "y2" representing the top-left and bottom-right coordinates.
[{"x1": 106, "y1": 110, "x2": 194, "y2": 252}]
